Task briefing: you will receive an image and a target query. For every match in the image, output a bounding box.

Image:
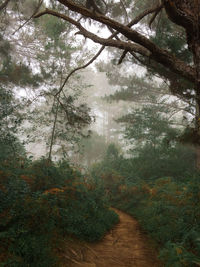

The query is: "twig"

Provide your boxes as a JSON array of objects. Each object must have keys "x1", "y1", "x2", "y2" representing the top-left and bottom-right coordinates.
[
  {"x1": 118, "y1": 49, "x2": 128, "y2": 64},
  {"x1": 119, "y1": 0, "x2": 129, "y2": 24},
  {"x1": 68, "y1": 247, "x2": 80, "y2": 259},
  {"x1": 55, "y1": 45, "x2": 105, "y2": 97},
  {"x1": 12, "y1": 0, "x2": 43, "y2": 35},
  {"x1": 128, "y1": 3, "x2": 164, "y2": 28},
  {"x1": 34, "y1": 4, "x2": 196, "y2": 84},
  {"x1": 117, "y1": 3, "x2": 164, "y2": 62}
]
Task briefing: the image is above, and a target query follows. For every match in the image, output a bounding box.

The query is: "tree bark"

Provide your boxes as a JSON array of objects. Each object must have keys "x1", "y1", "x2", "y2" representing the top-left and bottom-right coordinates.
[
  {"x1": 193, "y1": 42, "x2": 200, "y2": 168},
  {"x1": 189, "y1": 2, "x2": 200, "y2": 168}
]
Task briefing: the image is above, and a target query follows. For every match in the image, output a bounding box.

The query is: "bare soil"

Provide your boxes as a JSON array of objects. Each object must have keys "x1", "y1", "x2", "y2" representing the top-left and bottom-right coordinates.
[{"x1": 59, "y1": 208, "x2": 163, "y2": 267}]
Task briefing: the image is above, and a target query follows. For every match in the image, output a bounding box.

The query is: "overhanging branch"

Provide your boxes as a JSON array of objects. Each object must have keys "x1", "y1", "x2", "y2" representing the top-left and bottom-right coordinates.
[
  {"x1": 35, "y1": 1, "x2": 196, "y2": 84},
  {"x1": 34, "y1": 9, "x2": 150, "y2": 57}
]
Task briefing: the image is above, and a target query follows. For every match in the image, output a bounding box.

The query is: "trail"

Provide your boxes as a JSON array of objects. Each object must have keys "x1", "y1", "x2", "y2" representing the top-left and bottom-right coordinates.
[{"x1": 60, "y1": 209, "x2": 162, "y2": 267}]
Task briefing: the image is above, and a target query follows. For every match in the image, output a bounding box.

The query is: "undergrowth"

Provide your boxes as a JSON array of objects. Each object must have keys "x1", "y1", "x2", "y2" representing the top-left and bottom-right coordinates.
[
  {"x1": 90, "y1": 143, "x2": 200, "y2": 266},
  {"x1": 111, "y1": 176, "x2": 200, "y2": 266},
  {"x1": 0, "y1": 147, "x2": 118, "y2": 266}
]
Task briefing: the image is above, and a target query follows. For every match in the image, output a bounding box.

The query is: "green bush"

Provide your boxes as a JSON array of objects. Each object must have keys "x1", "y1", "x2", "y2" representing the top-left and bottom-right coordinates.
[
  {"x1": 0, "y1": 154, "x2": 118, "y2": 266},
  {"x1": 92, "y1": 141, "x2": 200, "y2": 266},
  {"x1": 111, "y1": 176, "x2": 200, "y2": 266}
]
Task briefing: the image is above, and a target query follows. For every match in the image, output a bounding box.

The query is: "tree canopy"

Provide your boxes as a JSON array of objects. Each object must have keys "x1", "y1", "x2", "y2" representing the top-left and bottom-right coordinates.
[
  {"x1": 34, "y1": 1, "x2": 197, "y2": 84},
  {"x1": 32, "y1": 1, "x2": 200, "y2": 148}
]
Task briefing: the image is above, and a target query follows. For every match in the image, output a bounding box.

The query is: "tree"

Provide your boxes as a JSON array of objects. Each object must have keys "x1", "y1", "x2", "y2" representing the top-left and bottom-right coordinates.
[
  {"x1": 33, "y1": 0, "x2": 200, "y2": 165},
  {"x1": 34, "y1": 1, "x2": 196, "y2": 84},
  {"x1": 0, "y1": 0, "x2": 44, "y2": 160},
  {"x1": 0, "y1": 0, "x2": 94, "y2": 160},
  {"x1": 23, "y1": 13, "x2": 93, "y2": 160},
  {"x1": 0, "y1": 86, "x2": 26, "y2": 161}
]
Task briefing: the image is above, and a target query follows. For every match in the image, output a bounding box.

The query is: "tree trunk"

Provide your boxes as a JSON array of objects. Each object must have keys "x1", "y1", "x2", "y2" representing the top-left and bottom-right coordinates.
[
  {"x1": 195, "y1": 89, "x2": 200, "y2": 169},
  {"x1": 192, "y1": 39, "x2": 200, "y2": 169}
]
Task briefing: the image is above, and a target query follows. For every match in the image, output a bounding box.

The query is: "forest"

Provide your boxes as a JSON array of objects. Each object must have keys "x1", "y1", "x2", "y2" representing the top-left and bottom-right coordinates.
[{"x1": 0, "y1": 0, "x2": 200, "y2": 266}]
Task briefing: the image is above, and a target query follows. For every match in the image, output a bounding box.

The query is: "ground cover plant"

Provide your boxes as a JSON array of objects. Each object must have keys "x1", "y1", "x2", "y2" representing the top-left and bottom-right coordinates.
[
  {"x1": 0, "y1": 138, "x2": 118, "y2": 266},
  {"x1": 91, "y1": 146, "x2": 200, "y2": 266},
  {"x1": 90, "y1": 108, "x2": 200, "y2": 266},
  {"x1": 112, "y1": 176, "x2": 200, "y2": 267}
]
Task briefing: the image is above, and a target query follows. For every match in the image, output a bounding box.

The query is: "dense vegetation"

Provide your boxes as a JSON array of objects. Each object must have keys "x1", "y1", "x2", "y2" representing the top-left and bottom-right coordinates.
[
  {"x1": 1, "y1": 1, "x2": 200, "y2": 266},
  {"x1": 0, "y1": 137, "x2": 118, "y2": 266},
  {"x1": 91, "y1": 107, "x2": 200, "y2": 266},
  {"x1": 0, "y1": 2, "x2": 118, "y2": 265}
]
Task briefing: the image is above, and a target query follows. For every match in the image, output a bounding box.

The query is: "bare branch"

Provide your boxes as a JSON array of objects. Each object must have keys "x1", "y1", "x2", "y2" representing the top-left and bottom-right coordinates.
[
  {"x1": 162, "y1": 0, "x2": 193, "y2": 31},
  {"x1": 35, "y1": 4, "x2": 136, "y2": 97},
  {"x1": 52, "y1": 0, "x2": 157, "y2": 96},
  {"x1": 118, "y1": 50, "x2": 128, "y2": 64},
  {"x1": 128, "y1": 3, "x2": 164, "y2": 27},
  {"x1": 55, "y1": 45, "x2": 105, "y2": 97},
  {"x1": 149, "y1": 3, "x2": 164, "y2": 29}
]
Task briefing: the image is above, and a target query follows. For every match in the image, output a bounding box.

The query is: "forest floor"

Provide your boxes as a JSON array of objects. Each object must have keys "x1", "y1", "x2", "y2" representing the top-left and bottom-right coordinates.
[{"x1": 59, "y1": 208, "x2": 163, "y2": 267}]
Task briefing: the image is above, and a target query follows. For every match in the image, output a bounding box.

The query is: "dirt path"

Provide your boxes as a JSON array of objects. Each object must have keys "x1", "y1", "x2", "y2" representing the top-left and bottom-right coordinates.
[{"x1": 60, "y1": 209, "x2": 162, "y2": 267}]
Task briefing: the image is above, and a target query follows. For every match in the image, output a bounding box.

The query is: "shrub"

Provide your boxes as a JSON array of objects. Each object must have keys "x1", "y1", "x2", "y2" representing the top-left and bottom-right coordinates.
[{"x1": 0, "y1": 156, "x2": 118, "y2": 266}]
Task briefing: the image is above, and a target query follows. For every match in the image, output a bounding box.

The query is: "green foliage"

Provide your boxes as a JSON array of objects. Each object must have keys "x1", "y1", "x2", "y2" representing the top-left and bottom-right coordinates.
[
  {"x1": 79, "y1": 132, "x2": 107, "y2": 166},
  {"x1": 90, "y1": 143, "x2": 126, "y2": 195},
  {"x1": 0, "y1": 85, "x2": 25, "y2": 162},
  {"x1": 43, "y1": 16, "x2": 67, "y2": 39},
  {"x1": 151, "y1": 14, "x2": 192, "y2": 63},
  {"x1": 90, "y1": 96, "x2": 199, "y2": 266},
  {"x1": 116, "y1": 101, "x2": 195, "y2": 180},
  {"x1": 105, "y1": 143, "x2": 120, "y2": 160},
  {"x1": 0, "y1": 34, "x2": 42, "y2": 88},
  {"x1": 58, "y1": 189, "x2": 118, "y2": 242},
  {"x1": 117, "y1": 102, "x2": 178, "y2": 146},
  {"x1": 0, "y1": 87, "x2": 22, "y2": 135},
  {"x1": 123, "y1": 143, "x2": 195, "y2": 181},
  {"x1": 95, "y1": 140, "x2": 198, "y2": 266},
  {"x1": 105, "y1": 75, "x2": 166, "y2": 103},
  {"x1": 112, "y1": 176, "x2": 200, "y2": 266},
  {"x1": 0, "y1": 143, "x2": 118, "y2": 265},
  {"x1": 91, "y1": 143, "x2": 122, "y2": 175}
]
